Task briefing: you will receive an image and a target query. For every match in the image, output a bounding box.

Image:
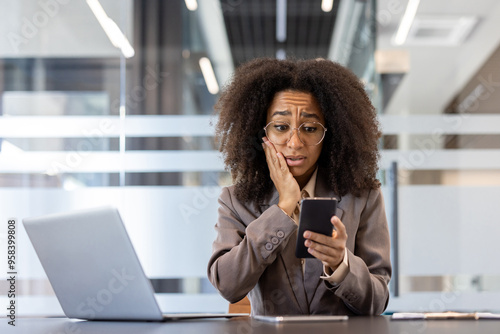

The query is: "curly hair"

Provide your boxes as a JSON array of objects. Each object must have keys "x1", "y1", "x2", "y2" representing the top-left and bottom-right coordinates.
[{"x1": 215, "y1": 58, "x2": 381, "y2": 204}]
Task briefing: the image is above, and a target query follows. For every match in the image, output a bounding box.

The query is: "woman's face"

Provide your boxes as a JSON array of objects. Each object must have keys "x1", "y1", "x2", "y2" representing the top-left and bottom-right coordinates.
[{"x1": 265, "y1": 90, "x2": 325, "y2": 186}]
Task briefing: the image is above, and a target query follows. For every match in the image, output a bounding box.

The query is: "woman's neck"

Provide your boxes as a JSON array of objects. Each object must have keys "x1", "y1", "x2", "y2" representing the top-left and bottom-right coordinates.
[{"x1": 295, "y1": 166, "x2": 316, "y2": 189}]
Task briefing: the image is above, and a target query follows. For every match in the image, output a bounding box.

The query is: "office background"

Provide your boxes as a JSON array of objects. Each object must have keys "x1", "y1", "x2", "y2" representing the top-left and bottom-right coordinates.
[{"x1": 0, "y1": 0, "x2": 499, "y2": 315}]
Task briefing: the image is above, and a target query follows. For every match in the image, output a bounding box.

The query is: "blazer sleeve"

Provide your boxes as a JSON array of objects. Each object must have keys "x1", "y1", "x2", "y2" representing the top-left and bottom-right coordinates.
[
  {"x1": 330, "y1": 187, "x2": 392, "y2": 315},
  {"x1": 207, "y1": 187, "x2": 297, "y2": 303}
]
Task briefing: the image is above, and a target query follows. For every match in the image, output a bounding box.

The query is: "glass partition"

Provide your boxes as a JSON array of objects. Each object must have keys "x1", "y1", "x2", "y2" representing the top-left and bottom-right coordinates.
[
  {"x1": 2, "y1": 0, "x2": 499, "y2": 316},
  {"x1": 0, "y1": 0, "x2": 230, "y2": 315},
  {"x1": 377, "y1": 0, "x2": 500, "y2": 313}
]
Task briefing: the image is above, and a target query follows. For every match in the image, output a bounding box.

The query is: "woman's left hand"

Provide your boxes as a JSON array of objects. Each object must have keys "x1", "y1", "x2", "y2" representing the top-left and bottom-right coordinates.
[{"x1": 303, "y1": 216, "x2": 347, "y2": 271}]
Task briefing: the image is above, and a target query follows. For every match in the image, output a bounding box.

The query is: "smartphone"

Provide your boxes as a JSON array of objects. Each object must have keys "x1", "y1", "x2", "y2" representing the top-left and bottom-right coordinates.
[{"x1": 295, "y1": 197, "x2": 337, "y2": 258}]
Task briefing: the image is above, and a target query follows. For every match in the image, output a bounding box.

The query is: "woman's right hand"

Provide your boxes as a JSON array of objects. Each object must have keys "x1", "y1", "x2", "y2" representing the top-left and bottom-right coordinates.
[{"x1": 262, "y1": 137, "x2": 301, "y2": 216}]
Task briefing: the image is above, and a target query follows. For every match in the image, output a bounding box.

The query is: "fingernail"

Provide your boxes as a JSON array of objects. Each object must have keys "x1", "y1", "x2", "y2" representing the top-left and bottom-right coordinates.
[{"x1": 304, "y1": 231, "x2": 310, "y2": 238}]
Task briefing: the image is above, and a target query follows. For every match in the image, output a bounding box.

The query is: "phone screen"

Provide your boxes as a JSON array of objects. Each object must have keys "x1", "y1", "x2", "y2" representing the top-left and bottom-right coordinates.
[{"x1": 295, "y1": 197, "x2": 337, "y2": 258}]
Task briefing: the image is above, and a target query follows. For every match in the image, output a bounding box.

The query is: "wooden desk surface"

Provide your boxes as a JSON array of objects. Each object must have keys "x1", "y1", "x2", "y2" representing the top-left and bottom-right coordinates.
[{"x1": 2, "y1": 315, "x2": 500, "y2": 334}]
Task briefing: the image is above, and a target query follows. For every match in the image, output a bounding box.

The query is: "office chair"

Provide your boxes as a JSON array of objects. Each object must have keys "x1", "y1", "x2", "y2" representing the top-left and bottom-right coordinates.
[{"x1": 228, "y1": 296, "x2": 251, "y2": 314}]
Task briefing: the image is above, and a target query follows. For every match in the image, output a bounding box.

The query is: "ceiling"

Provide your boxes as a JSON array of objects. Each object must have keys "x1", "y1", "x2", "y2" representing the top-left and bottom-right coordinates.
[
  {"x1": 220, "y1": 0, "x2": 340, "y2": 66},
  {"x1": 217, "y1": 0, "x2": 500, "y2": 115},
  {"x1": 377, "y1": 0, "x2": 500, "y2": 115},
  {"x1": 2, "y1": 0, "x2": 500, "y2": 117}
]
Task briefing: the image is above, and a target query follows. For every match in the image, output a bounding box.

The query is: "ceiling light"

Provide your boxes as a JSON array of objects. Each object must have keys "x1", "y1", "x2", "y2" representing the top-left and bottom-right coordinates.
[
  {"x1": 184, "y1": 0, "x2": 198, "y2": 11},
  {"x1": 86, "y1": 0, "x2": 135, "y2": 58},
  {"x1": 199, "y1": 57, "x2": 220, "y2": 95},
  {"x1": 321, "y1": 0, "x2": 334, "y2": 12},
  {"x1": 404, "y1": 16, "x2": 478, "y2": 46},
  {"x1": 276, "y1": 0, "x2": 287, "y2": 42},
  {"x1": 393, "y1": 0, "x2": 420, "y2": 45},
  {"x1": 276, "y1": 49, "x2": 286, "y2": 60}
]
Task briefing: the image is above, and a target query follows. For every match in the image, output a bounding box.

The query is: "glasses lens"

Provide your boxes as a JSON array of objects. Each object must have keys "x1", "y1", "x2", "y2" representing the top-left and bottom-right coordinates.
[
  {"x1": 265, "y1": 121, "x2": 291, "y2": 145},
  {"x1": 265, "y1": 121, "x2": 326, "y2": 146},
  {"x1": 298, "y1": 122, "x2": 325, "y2": 146}
]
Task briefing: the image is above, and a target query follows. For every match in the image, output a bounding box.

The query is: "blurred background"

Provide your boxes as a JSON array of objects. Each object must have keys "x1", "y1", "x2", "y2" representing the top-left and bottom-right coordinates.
[{"x1": 0, "y1": 0, "x2": 499, "y2": 315}]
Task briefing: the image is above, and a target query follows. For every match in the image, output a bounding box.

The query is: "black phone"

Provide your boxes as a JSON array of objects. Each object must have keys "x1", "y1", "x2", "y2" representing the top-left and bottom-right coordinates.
[{"x1": 295, "y1": 197, "x2": 337, "y2": 258}]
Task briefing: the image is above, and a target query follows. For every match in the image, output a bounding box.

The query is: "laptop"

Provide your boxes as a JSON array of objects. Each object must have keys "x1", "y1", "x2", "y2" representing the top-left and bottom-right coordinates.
[{"x1": 22, "y1": 206, "x2": 248, "y2": 321}]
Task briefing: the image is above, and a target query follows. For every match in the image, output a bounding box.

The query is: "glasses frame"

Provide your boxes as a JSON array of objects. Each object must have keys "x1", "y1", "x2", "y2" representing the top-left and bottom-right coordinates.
[{"x1": 263, "y1": 120, "x2": 327, "y2": 146}]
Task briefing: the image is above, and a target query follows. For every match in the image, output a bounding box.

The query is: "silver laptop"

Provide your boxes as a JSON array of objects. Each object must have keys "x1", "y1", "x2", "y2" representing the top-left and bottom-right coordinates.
[{"x1": 22, "y1": 206, "x2": 248, "y2": 321}]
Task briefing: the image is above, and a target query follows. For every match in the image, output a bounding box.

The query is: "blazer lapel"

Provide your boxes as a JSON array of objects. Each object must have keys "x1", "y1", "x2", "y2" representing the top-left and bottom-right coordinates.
[
  {"x1": 257, "y1": 169, "x2": 346, "y2": 313},
  {"x1": 303, "y1": 258, "x2": 323, "y2": 305},
  {"x1": 302, "y1": 168, "x2": 345, "y2": 306},
  {"x1": 280, "y1": 233, "x2": 309, "y2": 314},
  {"x1": 314, "y1": 168, "x2": 344, "y2": 221},
  {"x1": 259, "y1": 187, "x2": 309, "y2": 314}
]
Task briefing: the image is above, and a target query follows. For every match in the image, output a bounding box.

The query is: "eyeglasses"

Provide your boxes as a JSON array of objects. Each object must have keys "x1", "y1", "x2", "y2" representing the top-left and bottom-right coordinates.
[{"x1": 264, "y1": 121, "x2": 327, "y2": 146}]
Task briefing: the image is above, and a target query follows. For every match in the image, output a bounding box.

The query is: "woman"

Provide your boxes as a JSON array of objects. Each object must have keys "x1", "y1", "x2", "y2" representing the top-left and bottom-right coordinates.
[{"x1": 207, "y1": 58, "x2": 391, "y2": 316}]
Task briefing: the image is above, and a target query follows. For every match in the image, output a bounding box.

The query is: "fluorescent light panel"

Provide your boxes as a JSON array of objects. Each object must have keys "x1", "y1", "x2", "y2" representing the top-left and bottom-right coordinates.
[
  {"x1": 276, "y1": 0, "x2": 287, "y2": 42},
  {"x1": 321, "y1": 0, "x2": 334, "y2": 12},
  {"x1": 86, "y1": 0, "x2": 135, "y2": 58},
  {"x1": 199, "y1": 57, "x2": 220, "y2": 95},
  {"x1": 404, "y1": 15, "x2": 478, "y2": 46},
  {"x1": 393, "y1": 0, "x2": 420, "y2": 45},
  {"x1": 276, "y1": 48, "x2": 286, "y2": 60},
  {"x1": 184, "y1": 0, "x2": 198, "y2": 11}
]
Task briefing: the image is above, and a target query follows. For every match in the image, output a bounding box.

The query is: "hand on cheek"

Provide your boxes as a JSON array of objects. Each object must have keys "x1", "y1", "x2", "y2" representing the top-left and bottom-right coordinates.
[{"x1": 262, "y1": 137, "x2": 301, "y2": 216}]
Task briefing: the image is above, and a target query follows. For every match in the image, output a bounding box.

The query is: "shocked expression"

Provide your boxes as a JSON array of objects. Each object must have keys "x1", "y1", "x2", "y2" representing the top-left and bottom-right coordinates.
[{"x1": 265, "y1": 90, "x2": 326, "y2": 186}]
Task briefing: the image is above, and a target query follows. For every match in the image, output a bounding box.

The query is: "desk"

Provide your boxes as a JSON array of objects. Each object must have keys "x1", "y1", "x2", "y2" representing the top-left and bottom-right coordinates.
[{"x1": 2, "y1": 316, "x2": 500, "y2": 334}]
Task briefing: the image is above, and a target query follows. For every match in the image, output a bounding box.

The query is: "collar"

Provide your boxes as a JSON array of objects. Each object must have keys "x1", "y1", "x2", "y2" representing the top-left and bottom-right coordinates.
[{"x1": 301, "y1": 167, "x2": 318, "y2": 198}]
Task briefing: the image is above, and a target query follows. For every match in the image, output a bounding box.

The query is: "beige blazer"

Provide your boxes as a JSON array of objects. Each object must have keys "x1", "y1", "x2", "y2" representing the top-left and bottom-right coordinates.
[{"x1": 207, "y1": 168, "x2": 391, "y2": 315}]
